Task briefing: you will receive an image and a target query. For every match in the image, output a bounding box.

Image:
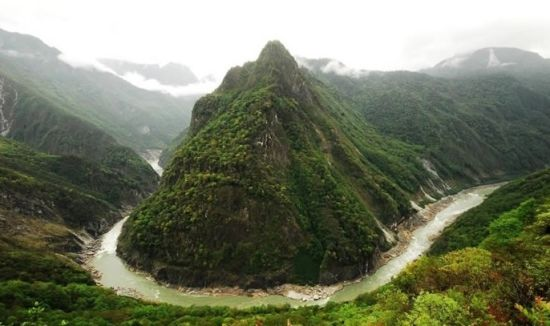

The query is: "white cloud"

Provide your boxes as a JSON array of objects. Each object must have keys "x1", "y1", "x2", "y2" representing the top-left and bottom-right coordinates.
[
  {"x1": 0, "y1": 0, "x2": 549, "y2": 74},
  {"x1": 57, "y1": 53, "x2": 116, "y2": 73},
  {"x1": 120, "y1": 72, "x2": 217, "y2": 96},
  {"x1": 57, "y1": 52, "x2": 217, "y2": 95},
  {"x1": 296, "y1": 57, "x2": 369, "y2": 77},
  {"x1": 320, "y1": 60, "x2": 369, "y2": 78}
]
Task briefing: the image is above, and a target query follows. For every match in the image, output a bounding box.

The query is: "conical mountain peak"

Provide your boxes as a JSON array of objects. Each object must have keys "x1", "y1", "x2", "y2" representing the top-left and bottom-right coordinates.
[
  {"x1": 257, "y1": 40, "x2": 297, "y2": 67},
  {"x1": 217, "y1": 40, "x2": 311, "y2": 102},
  {"x1": 254, "y1": 41, "x2": 311, "y2": 102}
]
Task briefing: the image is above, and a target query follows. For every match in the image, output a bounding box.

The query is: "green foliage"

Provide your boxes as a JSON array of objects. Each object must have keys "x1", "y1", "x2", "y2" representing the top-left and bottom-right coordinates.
[
  {"x1": 395, "y1": 248, "x2": 494, "y2": 296},
  {"x1": 481, "y1": 199, "x2": 535, "y2": 249},
  {"x1": 1, "y1": 81, "x2": 159, "y2": 202},
  {"x1": 311, "y1": 69, "x2": 550, "y2": 184},
  {"x1": 0, "y1": 137, "x2": 148, "y2": 208},
  {"x1": 403, "y1": 292, "x2": 469, "y2": 325},
  {"x1": 158, "y1": 127, "x2": 188, "y2": 167},
  {"x1": 0, "y1": 249, "x2": 92, "y2": 285},
  {"x1": 431, "y1": 169, "x2": 550, "y2": 254},
  {"x1": 0, "y1": 137, "x2": 128, "y2": 233},
  {"x1": 516, "y1": 297, "x2": 550, "y2": 326}
]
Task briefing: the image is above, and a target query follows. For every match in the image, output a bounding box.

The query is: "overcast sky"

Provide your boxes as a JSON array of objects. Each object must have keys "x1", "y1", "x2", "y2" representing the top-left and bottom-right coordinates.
[{"x1": 1, "y1": 0, "x2": 549, "y2": 79}]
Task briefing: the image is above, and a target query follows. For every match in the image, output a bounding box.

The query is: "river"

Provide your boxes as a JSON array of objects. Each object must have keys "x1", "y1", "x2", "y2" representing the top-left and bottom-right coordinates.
[{"x1": 89, "y1": 181, "x2": 499, "y2": 308}]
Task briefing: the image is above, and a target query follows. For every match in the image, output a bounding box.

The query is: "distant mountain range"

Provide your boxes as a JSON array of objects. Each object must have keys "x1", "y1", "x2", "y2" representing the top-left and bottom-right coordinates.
[
  {"x1": 99, "y1": 59, "x2": 200, "y2": 86},
  {"x1": 425, "y1": 47, "x2": 549, "y2": 76},
  {"x1": 0, "y1": 28, "x2": 196, "y2": 152}
]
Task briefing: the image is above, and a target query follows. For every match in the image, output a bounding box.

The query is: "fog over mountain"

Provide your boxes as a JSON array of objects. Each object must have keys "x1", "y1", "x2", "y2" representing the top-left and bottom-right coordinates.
[{"x1": 1, "y1": 0, "x2": 549, "y2": 80}]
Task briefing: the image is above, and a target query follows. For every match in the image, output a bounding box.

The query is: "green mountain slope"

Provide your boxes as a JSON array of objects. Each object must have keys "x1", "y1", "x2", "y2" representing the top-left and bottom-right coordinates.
[
  {"x1": 117, "y1": 41, "x2": 452, "y2": 288},
  {"x1": 304, "y1": 64, "x2": 550, "y2": 183},
  {"x1": 0, "y1": 75, "x2": 159, "y2": 200},
  {"x1": 158, "y1": 127, "x2": 188, "y2": 168},
  {"x1": 0, "y1": 136, "x2": 135, "y2": 248},
  {"x1": 0, "y1": 28, "x2": 195, "y2": 151}
]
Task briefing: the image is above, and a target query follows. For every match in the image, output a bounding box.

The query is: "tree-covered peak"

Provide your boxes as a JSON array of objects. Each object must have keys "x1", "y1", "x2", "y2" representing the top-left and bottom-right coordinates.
[
  {"x1": 217, "y1": 40, "x2": 310, "y2": 100},
  {"x1": 256, "y1": 40, "x2": 297, "y2": 68}
]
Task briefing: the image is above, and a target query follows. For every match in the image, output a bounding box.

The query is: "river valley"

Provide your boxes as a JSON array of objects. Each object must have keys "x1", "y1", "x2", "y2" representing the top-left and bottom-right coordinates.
[{"x1": 87, "y1": 157, "x2": 500, "y2": 308}]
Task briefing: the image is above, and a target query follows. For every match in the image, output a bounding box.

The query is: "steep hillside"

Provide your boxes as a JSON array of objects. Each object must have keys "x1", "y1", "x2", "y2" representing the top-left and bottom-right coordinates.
[
  {"x1": 0, "y1": 75, "x2": 159, "y2": 200},
  {"x1": 304, "y1": 62, "x2": 550, "y2": 183},
  {"x1": 158, "y1": 127, "x2": 188, "y2": 168},
  {"x1": 0, "y1": 137, "x2": 135, "y2": 254},
  {"x1": 0, "y1": 28, "x2": 195, "y2": 151},
  {"x1": 118, "y1": 41, "x2": 449, "y2": 288}
]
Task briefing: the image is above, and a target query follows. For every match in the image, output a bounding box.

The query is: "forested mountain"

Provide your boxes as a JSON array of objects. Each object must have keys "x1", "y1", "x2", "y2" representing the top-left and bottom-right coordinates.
[
  {"x1": 431, "y1": 167, "x2": 550, "y2": 254},
  {"x1": 0, "y1": 28, "x2": 195, "y2": 152},
  {"x1": 0, "y1": 136, "x2": 135, "y2": 254},
  {"x1": 302, "y1": 56, "x2": 550, "y2": 184},
  {"x1": 0, "y1": 74, "x2": 159, "y2": 196},
  {"x1": 424, "y1": 47, "x2": 550, "y2": 99},
  {"x1": 158, "y1": 127, "x2": 188, "y2": 167},
  {"x1": 118, "y1": 41, "x2": 474, "y2": 288}
]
